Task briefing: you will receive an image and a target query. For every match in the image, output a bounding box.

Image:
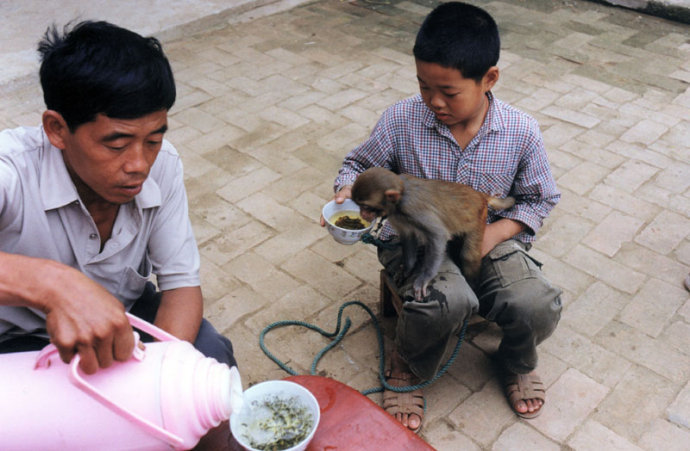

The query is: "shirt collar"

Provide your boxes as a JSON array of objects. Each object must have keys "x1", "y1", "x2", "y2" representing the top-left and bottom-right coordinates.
[
  {"x1": 39, "y1": 129, "x2": 80, "y2": 211},
  {"x1": 484, "y1": 91, "x2": 504, "y2": 133},
  {"x1": 39, "y1": 127, "x2": 161, "y2": 211}
]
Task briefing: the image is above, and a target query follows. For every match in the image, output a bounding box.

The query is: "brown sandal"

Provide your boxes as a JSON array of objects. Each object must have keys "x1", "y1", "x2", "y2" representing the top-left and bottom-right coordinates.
[
  {"x1": 502, "y1": 371, "x2": 546, "y2": 419},
  {"x1": 383, "y1": 370, "x2": 425, "y2": 433}
]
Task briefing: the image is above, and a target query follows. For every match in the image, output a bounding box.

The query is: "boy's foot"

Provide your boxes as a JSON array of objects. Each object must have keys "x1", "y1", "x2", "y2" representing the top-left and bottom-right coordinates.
[
  {"x1": 501, "y1": 369, "x2": 545, "y2": 419},
  {"x1": 383, "y1": 350, "x2": 424, "y2": 433}
]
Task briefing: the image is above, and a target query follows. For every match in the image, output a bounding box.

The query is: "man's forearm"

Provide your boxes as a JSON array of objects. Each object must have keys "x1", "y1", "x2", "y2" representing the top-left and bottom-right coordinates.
[
  {"x1": 155, "y1": 286, "x2": 204, "y2": 342},
  {"x1": 0, "y1": 251, "x2": 61, "y2": 310}
]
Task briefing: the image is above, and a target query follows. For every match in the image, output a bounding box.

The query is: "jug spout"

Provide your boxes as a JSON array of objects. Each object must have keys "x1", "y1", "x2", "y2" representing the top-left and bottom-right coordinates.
[{"x1": 228, "y1": 366, "x2": 244, "y2": 415}]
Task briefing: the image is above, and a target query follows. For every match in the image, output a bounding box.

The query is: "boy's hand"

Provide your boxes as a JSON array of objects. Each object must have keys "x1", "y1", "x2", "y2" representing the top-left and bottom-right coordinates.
[
  {"x1": 319, "y1": 185, "x2": 353, "y2": 226},
  {"x1": 481, "y1": 219, "x2": 526, "y2": 257}
]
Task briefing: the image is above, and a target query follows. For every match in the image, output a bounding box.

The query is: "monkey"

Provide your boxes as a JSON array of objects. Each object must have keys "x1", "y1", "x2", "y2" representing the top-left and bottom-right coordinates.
[{"x1": 351, "y1": 167, "x2": 515, "y2": 301}]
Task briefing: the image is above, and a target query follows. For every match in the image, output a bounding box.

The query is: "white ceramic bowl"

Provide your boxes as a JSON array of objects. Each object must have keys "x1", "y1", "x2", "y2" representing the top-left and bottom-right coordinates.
[
  {"x1": 322, "y1": 199, "x2": 375, "y2": 245},
  {"x1": 230, "y1": 380, "x2": 320, "y2": 451}
]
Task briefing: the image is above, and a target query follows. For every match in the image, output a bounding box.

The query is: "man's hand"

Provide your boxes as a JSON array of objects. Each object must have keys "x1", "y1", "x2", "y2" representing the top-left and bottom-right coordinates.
[
  {"x1": 0, "y1": 253, "x2": 134, "y2": 374},
  {"x1": 43, "y1": 275, "x2": 134, "y2": 374},
  {"x1": 319, "y1": 185, "x2": 353, "y2": 227}
]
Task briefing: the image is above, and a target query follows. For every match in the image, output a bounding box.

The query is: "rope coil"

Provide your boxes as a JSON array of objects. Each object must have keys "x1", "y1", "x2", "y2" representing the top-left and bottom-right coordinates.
[
  {"x1": 259, "y1": 300, "x2": 468, "y2": 396},
  {"x1": 259, "y1": 227, "x2": 469, "y2": 397}
]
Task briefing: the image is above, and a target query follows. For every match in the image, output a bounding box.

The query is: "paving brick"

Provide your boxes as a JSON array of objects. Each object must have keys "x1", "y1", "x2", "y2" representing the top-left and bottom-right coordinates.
[
  {"x1": 494, "y1": 422, "x2": 560, "y2": 451},
  {"x1": 447, "y1": 381, "x2": 516, "y2": 448},
  {"x1": 567, "y1": 420, "x2": 644, "y2": 450},
  {"x1": 619, "y1": 277, "x2": 688, "y2": 337},
  {"x1": 541, "y1": 325, "x2": 630, "y2": 388},
  {"x1": 563, "y1": 245, "x2": 646, "y2": 294},
  {"x1": 423, "y1": 375, "x2": 473, "y2": 426},
  {"x1": 561, "y1": 139, "x2": 625, "y2": 169},
  {"x1": 530, "y1": 368, "x2": 608, "y2": 442},
  {"x1": 205, "y1": 285, "x2": 270, "y2": 332},
  {"x1": 199, "y1": 220, "x2": 273, "y2": 267},
  {"x1": 635, "y1": 210, "x2": 690, "y2": 255},
  {"x1": 588, "y1": 184, "x2": 660, "y2": 223},
  {"x1": 532, "y1": 214, "x2": 596, "y2": 258},
  {"x1": 281, "y1": 249, "x2": 362, "y2": 300},
  {"x1": 557, "y1": 161, "x2": 611, "y2": 196},
  {"x1": 667, "y1": 381, "x2": 690, "y2": 429},
  {"x1": 422, "y1": 421, "x2": 481, "y2": 451},
  {"x1": 542, "y1": 105, "x2": 601, "y2": 129},
  {"x1": 562, "y1": 281, "x2": 630, "y2": 337},
  {"x1": 582, "y1": 211, "x2": 644, "y2": 257},
  {"x1": 216, "y1": 167, "x2": 282, "y2": 203},
  {"x1": 254, "y1": 222, "x2": 324, "y2": 265},
  {"x1": 597, "y1": 321, "x2": 690, "y2": 384},
  {"x1": 593, "y1": 363, "x2": 678, "y2": 442},
  {"x1": 661, "y1": 321, "x2": 690, "y2": 358},
  {"x1": 604, "y1": 159, "x2": 660, "y2": 192},
  {"x1": 446, "y1": 342, "x2": 494, "y2": 392},
  {"x1": 556, "y1": 188, "x2": 613, "y2": 223},
  {"x1": 638, "y1": 419, "x2": 690, "y2": 451}
]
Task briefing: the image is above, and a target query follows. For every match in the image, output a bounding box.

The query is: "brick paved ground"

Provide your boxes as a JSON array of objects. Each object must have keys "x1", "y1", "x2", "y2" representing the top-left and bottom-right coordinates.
[{"x1": 1, "y1": 0, "x2": 689, "y2": 449}]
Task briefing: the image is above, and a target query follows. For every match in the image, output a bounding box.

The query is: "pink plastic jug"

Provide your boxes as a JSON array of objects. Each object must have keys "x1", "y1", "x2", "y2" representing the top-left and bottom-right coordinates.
[{"x1": 0, "y1": 313, "x2": 243, "y2": 450}]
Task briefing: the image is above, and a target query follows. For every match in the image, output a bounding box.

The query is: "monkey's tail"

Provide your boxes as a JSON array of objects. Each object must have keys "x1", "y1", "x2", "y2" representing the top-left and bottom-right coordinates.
[{"x1": 488, "y1": 195, "x2": 515, "y2": 210}]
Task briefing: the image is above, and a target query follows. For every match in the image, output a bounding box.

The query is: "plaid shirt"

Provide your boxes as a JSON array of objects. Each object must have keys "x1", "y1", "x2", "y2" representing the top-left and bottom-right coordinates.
[{"x1": 335, "y1": 92, "x2": 560, "y2": 243}]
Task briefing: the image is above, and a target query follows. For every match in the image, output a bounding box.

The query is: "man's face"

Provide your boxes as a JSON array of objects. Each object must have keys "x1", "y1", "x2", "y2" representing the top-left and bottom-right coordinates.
[
  {"x1": 415, "y1": 60, "x2": 497, "y2": 129},
  {"x1": 59, "y1": 110, "x2": 168, "y2": 204}
]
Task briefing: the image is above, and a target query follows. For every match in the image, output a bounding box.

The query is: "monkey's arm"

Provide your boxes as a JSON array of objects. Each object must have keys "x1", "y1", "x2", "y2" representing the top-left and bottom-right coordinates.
[
  {"x1": 400, "y1": 234, "x2": 418, "y2": 276},
  {"x1": 481, "y1": 219, "x2": 526, "y2": 256},
  {"x1": 407, "y1": 215, "x2": 449, "y2": 300}
]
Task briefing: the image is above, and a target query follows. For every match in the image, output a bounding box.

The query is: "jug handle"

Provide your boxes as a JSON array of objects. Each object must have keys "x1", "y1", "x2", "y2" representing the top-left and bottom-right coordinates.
[
  {"x1": 66, "y1": 313, "x2": 187, "y2": 448},
  {"x1": 69, "y1": 353, "x2": 185, "y2": 448},
  {"x1": 125, "y1": 312, "x2": 181, "y2": 342}
]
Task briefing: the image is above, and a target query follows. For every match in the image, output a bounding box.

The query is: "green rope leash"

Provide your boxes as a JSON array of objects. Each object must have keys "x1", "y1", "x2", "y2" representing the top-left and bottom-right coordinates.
[
  {"x1": 258, "y1": 300, "x2": 469, "y2": 396},
  {"x1": 259, "y1": 226, "x2": 469, "y2": 399}
]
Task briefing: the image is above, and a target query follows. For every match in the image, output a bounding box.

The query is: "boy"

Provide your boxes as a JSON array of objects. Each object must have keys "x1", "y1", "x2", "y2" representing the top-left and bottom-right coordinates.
[
  {"x1": 0, "y1": 21, "x2": 235, "y2": 374},
  {"x1": 323, "y1": 2, "x2": 562, "y2": 431}
]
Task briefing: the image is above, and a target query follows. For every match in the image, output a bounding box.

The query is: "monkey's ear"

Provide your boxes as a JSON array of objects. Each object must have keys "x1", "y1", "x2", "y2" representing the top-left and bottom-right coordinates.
[{"x1": 384, "y1": 189, "x2": 401, "y2": 204}]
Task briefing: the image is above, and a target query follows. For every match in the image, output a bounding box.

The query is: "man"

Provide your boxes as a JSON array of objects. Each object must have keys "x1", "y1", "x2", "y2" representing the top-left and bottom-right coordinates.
[{"x1": 0, "y1": 21, "x2": 235, "y2": 374}]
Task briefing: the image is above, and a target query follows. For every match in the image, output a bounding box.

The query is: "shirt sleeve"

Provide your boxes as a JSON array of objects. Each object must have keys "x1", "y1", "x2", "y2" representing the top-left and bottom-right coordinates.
[
  {"x1": 498, "y1": 124, "x2": 560, "y2": 240},
  {"x1": 146, "y1": 145, "x2": 201, "y2": 291},
  {"x1": 334, "y1": 107, "x2": 398, "y2": 192}
]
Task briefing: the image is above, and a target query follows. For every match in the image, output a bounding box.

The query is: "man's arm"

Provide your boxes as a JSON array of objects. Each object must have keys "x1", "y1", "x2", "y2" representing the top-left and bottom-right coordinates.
[
  {"x1": 154, "y1": 286, "x2": 203, "y2": 343},
  {"x1": 0, "y1": 251, "x2": 134, "y2": 374}
]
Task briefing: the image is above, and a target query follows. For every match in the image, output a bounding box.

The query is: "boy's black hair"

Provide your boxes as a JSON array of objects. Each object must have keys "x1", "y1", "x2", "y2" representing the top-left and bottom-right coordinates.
[
  {"x1": 413, "y1": 2, "x2": 500, "y2": 82},
  {"x1": 38, "y1": 21, "x2": 176, "y2": 131}
]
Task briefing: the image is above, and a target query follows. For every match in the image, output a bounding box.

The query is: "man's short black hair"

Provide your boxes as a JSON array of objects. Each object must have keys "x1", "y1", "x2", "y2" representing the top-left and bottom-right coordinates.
[
  {"x1": 413, "y1": 2, "x2": 500, "y2": 82},
  {"x1": 38, "y1": 21, "x2": 176, "y2": 131}
]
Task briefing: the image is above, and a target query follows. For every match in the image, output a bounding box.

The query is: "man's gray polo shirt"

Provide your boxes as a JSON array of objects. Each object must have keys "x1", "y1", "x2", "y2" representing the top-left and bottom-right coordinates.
[{"x1": 0, "y1": 126, "x2": 200, "y2": 340}]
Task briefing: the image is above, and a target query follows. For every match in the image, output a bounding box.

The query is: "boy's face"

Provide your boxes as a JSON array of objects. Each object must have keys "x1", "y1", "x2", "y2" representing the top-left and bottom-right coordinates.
[
  {"x1": 415, "y1": 60, "x2": 498, "y2": 130},
  {"x1": 45, "y1": 110, "x2": 168, "y2": 205}
]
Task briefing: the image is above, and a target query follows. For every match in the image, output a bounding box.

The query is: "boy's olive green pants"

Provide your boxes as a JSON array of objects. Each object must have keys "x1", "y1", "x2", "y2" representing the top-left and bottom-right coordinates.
[{"x1": 378, "y1": 239, "x2": 562, "y2": 380}]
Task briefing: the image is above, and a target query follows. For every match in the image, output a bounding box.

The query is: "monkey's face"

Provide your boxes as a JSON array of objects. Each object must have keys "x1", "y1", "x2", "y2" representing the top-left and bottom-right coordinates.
[
  {"x1": 352, "y1": 189, "x2": 385, "y2": 221},
  {"x1": 357, "y1": 203, "x2": 383, "y2": 222},
  {"x1": 351, "y1": 167, "x2": 402, "y2": 221}
]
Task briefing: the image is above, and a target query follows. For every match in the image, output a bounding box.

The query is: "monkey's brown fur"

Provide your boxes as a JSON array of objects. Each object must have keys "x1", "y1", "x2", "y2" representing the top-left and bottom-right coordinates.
[{"x1": 352, "y1": 167, "x2": 515, "y2": 300}]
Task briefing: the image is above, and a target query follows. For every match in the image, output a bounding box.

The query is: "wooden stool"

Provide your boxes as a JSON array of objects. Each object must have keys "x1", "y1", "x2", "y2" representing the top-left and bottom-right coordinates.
[{"x1": 380, "y1": 269, "x2": 403, "y2": 317}]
